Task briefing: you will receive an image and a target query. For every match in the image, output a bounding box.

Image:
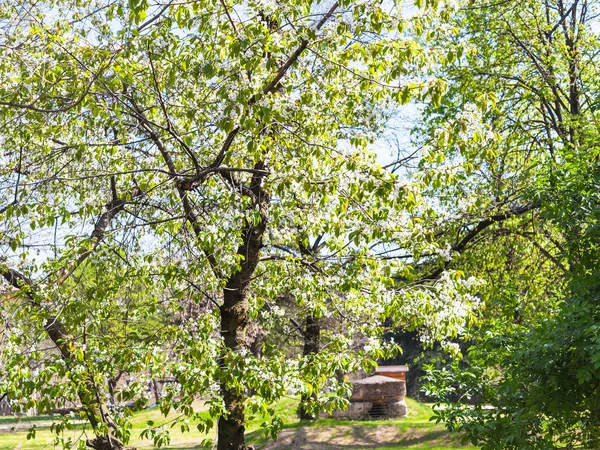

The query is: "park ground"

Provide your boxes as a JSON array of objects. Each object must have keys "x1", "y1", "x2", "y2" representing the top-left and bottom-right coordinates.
[{"x1": 0, "y1": 398, "x2": 475, "y2": 450}]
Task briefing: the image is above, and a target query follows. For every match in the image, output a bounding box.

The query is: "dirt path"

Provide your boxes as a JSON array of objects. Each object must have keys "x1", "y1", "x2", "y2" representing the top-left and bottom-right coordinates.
[
  {"x1": 0, "y1": 420, "x2": 85, "y2": 433},
  {"x1": 257, "y1": 423, "x2": 455, "y2": 449}
]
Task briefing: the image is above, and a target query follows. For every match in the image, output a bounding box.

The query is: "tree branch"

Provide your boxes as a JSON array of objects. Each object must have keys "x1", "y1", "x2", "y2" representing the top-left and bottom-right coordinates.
[{"x1": 420, "y1": 202, "x2": 539, "y2": 282}]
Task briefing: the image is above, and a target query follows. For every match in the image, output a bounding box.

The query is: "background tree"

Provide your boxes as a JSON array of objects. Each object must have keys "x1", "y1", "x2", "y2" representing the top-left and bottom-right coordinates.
[{"x1": 411, "y1": 0, "x2": 600, "y2": 447}]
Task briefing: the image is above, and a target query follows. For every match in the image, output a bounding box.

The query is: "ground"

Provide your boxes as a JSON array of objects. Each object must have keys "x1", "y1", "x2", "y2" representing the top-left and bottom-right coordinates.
[{"x1": 0, "y1": 398, "x2": 474, "y2": 449}]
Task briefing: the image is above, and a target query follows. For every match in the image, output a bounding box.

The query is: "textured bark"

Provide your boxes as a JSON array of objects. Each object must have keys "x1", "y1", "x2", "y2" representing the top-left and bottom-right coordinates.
[
  {"x1": 85, "y1": 436, "x2": 126, "y2": 450},
  {"x1": 217, "y1": 166, "x2": 267, "y2": 450},
  {"x1": 298, "y1": 313, "x2": 320, "y2": 420},
  {"x1": 218, "y1": 281, "x2": 251, "y2": 450}
]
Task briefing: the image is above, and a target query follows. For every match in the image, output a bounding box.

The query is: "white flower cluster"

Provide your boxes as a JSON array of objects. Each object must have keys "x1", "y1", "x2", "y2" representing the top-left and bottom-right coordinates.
[{"x1": 397, "y1": 271, "x2": 484, "y2": 350}]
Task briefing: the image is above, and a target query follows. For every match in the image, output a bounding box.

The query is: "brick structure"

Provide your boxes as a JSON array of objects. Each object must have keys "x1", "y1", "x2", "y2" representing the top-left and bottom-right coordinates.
[{"x1": 375, "y1": 365, "x2": 409, "y2": 383}]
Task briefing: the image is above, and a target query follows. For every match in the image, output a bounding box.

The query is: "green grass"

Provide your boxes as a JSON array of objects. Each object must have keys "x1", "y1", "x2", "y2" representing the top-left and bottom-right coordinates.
[
  {"x1": 245, "y1": 398, "x2": 473, "y2": 450},
  {"x1": 0, "y1": 398, "x2": 474, "y2": 449}
]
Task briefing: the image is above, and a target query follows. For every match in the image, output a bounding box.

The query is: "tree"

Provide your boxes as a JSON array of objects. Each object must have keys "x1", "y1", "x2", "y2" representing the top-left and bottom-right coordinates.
[
  {"x1": 0, "y1": 1, "x2": 480, "y2": 449},
  {"x1": 411, "y1": 0, "x2": 600, "y2": 447}
]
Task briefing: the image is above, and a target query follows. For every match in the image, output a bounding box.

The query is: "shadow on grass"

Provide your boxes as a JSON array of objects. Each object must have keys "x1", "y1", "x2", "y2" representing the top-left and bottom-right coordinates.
[
  {"x1": 392, "y1": 430, "x2": 450, "y2": 447},
  {"x1": 159, "y1": 447, "x2": 206, "y2": 450},
  {"x1": 246, "y1": 421, "x2": 462, "y2": 449}
]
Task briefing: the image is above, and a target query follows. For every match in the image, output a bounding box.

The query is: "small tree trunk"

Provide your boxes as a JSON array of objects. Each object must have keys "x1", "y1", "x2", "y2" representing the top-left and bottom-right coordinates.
[
  {"x1": 45, "y1": 318, "x2": 123, "y2": 450},
  {"x1": 2, "y1": 191, "x2": 136, "y2": 450},
  {"x1": 152, "y1": 378, "x2": 161, "y2": 405},
  {"x1": 298, "y1": 313, "x2": 320, "y2": 420}
]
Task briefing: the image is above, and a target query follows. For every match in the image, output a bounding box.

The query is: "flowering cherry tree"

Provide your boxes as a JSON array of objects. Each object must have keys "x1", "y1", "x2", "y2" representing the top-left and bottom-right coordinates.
[{"x1": 0, "y1": 1, "x2": 478, "y2": 449}]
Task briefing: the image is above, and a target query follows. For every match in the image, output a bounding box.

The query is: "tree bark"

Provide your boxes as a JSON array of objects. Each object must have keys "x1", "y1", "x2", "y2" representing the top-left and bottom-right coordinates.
[
  {"x1": 218, "y1": 276, "x2": 251, "y2": 450},
  {"x1": 298, "y1": 313, "x2": 320, "y2": 420},
  {"x1": 217, "y1": 167, "x2": 267, "y2": 450}
]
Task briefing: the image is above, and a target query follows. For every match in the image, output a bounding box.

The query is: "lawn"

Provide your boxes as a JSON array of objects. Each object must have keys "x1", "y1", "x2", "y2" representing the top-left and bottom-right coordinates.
[{"x1": 0, "y1": 398, "x2": 475, "y2": 449}]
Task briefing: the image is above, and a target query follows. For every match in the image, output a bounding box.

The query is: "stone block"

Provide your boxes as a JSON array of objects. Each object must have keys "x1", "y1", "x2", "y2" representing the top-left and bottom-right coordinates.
[
  {"x1": 320, "y1": 401, "x2": 372, "y2": 419},
  {"x1": 350, "y1": 375, "x2": 406, "y2": 402},
  {"x1": 345, "y1": 401, "x2": 372, "y2": 419},
  {"x1": 388, "y1": 399, "x2": 408, "y2": 418}
]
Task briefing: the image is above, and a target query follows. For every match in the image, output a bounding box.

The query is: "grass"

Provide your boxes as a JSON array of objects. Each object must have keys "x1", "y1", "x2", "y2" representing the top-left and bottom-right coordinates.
[
  {"x1": 0, "y1": 398, "x2": 474, "y2": 449},
  {"x1": 246, "y1": 398, "x2": 473, "y2": 450}
]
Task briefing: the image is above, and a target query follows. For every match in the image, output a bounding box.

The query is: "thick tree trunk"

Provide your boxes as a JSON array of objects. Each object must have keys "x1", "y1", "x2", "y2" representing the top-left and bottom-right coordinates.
[
  {"x1": 298, "y1": 313, "x2": 320, "y2": 420},
  {"x1": 217, "y1": 167, "x2": 267, "y2": 450},
  {"x1": 218, "y1": 279, "x2": 251, "y2": 450},
  {"x1": 217, "y1": 378, "x2": 247, "y2": 450}
]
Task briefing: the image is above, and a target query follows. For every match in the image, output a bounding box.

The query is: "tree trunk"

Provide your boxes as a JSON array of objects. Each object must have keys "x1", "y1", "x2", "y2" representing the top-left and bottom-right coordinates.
[
  {"x1": 2, "y1": 266, "x2": 124, "y2": 449},
  {"x1": 152, "y1": 378, "x2": 161, "y2": 405},
  {"x1": 45, "y1": 318, "x2": 124, "y2": 450},
  {"x1": 298, "y1": 313, "x2": 320, "y2": 420},
  {"x1": 217, "y1": 377, "x2": 247, "y2": 450},
  {"x1": 217, "y1": 168, "x2": 267, "y2": 450},
  {"x1": 218, "y1": 279, "x2": 251, "y2": 450},
  {"x1": 2, "y1": 189, "x2": 135, "y2": 450}
]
